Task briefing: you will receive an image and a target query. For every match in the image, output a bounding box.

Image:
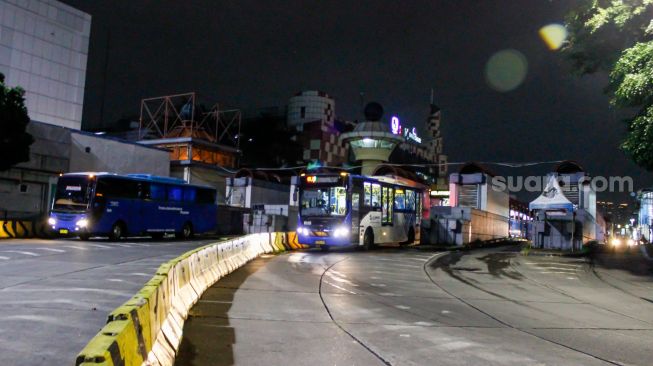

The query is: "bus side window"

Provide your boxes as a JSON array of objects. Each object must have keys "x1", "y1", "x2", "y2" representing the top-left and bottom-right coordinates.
[
  {"x1": 364, "y1": 182, "x2": 371, "y2": 206},
  {"x1": 197, "y1": 188, "x2": 216, "y2": 204},
  {"x1": 184, "y1": 187, "x2": 196, "y2": 203},
  {"x1": 371, "y1": 183, "x2": 381, "y2": 208},
  {"x1": 168, "y1": 186, "x2": 183, "y2": 202},
  {"x1": 150, "y1": 184, "x2": 166, "y2": 201},
  {"x1": 406, "y1": 190, "x2": 416, "y2": 211},
  {"x1": 352, "y1": 193, "x2": 360, "y2": 211},
  {"x1": 394, "y1": 188, "x2": 406, "y2": 210}
]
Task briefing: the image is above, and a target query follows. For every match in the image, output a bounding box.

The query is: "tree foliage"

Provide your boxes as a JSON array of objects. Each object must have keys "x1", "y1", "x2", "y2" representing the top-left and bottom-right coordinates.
[
  {"x1": 0, "y1": 73, "x2": 34, "y2": 171},
  {"x1": 564, "y1": 0, "x2": 653, "y2": 169}
]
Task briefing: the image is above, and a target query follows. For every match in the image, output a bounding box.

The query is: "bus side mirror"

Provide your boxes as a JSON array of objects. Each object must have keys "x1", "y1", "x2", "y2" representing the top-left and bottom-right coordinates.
[{"x1": 292, "y1": 188, "x2": 298, "y2": 202}]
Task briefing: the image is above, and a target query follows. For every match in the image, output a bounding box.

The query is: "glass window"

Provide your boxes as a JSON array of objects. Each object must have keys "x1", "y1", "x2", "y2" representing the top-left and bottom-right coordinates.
[
  {"x1": 183, "y1": 187, "x2": 196, "y2": 202},
  {"x1": 364, "y1": 182, "x2": 372, "y2": 206},
  {"x1": 406, "y1": 190, "x2": 416, "y2": 211},
  {"x1": 371, "y1": 183, "x2": 381, "y2": 208},
  {"x1": 352, "y1": 193, "x2": 360, "y2": 211},
  {"x1": 95, "y1": 177, "x2": 139, "y2": 199},
  {"x1": 149, "y1": 184, "x2": 166, "y2": 201},
  {"x1": 301, "y1": 186, "x2": 347, "y2": 216},
  {"x1": 168, "y1": 186, "x2": 183, "y2": 202},
  {"x1": 196, "y1": 188, "x2": 216, "y2": 204},
  {"x1": 394, "y1": 188, "x2": 406, "y2": 210},
  {"x1": 53, "y1": 176, "x2": 92, "y2": 211}
]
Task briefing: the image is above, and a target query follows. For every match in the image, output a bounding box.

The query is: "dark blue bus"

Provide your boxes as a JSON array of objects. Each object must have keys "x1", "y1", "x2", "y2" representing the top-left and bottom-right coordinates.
[{"x1": 48, "y1": 172, "x2": 217, "y2": 240}]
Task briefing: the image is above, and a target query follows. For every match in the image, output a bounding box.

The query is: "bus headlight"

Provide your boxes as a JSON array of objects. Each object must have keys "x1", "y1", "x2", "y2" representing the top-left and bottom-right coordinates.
[
  {"x1": 298, "y1": 227, "x2": 309, "y2": 236},
  {"x1": 48, "y1": 217, "x2": 56, "y2": 226},
  {"x1": 627, "y1": 238, "x2": 635, "y2": 247},
  {"x1": 76, "y1": 219, "x2": 89, "y2": 228},
  {"x1": 333, "y1": 227, "x2": 349, "y2": 238},
  {"x1": 611, "y1": 238, "x2": 621, "y2": 247}
]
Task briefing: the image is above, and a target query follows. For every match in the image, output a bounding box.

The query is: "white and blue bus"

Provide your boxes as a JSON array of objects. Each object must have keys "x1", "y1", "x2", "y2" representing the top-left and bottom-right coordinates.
[
  {"x1": 296, "y1": 171, "x2": 427, "y2": 250},
  {"x1": 48, "y1": 172, "x2": 217, "y2": 240}
]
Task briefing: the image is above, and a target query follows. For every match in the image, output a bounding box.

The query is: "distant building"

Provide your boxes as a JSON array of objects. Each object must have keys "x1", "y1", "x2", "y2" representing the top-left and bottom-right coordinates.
[
  {"x1": 286, "y1": 90, "x2": 350, "y2": 165},
  {"x1": 0, "y1": 0, "x2": 91, "y2": 129},
  {"x1": 426, "y1": 162, "x2": 510, "y2": 246}
]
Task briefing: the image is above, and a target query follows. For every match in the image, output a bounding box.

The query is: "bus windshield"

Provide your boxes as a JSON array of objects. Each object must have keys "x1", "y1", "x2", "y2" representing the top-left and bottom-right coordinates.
[
  {"x1": 53, "y1": 176, "x2": 93, "y2": 212},
  {"x1": 301, "y1": 186, "x2": 347, "y2": 217}
]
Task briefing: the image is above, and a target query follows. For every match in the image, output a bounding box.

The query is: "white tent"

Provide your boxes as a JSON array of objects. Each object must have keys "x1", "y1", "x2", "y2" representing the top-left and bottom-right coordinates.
[{"x1": 529, "y1": 175, "x2": 574, "y2": 212}]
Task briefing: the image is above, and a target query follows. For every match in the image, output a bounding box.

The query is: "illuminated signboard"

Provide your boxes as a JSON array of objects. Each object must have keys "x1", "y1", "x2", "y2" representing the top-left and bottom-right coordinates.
[
  {"x1": 391, "y1": 116, "x2": 401, "y2": 135},
  {"x1": 390, "y1": 116, "x2": 421, "y2": 143},
  {"x1": 306, "y1": 176, "x2": 317, "y2": 183}
]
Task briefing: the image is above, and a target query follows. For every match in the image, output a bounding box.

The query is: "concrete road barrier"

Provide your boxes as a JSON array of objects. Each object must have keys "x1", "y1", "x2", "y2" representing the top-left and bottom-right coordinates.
[
  {"x1": 75, "y1": 232, "x2": 299, "y2": 366},
  {"x1": 0, "y1": 218, "x2": 50, "y2": 238}
]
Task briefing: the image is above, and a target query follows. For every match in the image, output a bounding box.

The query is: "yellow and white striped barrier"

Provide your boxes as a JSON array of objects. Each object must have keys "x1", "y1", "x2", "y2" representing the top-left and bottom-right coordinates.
[{"x1": 75, "y1": 232, "x2": 301, "y2": 366}]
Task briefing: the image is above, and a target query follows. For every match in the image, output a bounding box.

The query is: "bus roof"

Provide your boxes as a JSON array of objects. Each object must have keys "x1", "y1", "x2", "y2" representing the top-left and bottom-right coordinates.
[
  {"x1": 61, "y1": 172, "x2": 215, "y2": 189},
  {"x1": 300, "y1": 172, "x2": 427, "y2": 190}
]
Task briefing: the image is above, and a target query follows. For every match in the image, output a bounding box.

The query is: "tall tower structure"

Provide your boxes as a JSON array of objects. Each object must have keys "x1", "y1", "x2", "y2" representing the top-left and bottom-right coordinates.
[{"x1": 426, "y1": 91, "x2": 448, "y2": 181}]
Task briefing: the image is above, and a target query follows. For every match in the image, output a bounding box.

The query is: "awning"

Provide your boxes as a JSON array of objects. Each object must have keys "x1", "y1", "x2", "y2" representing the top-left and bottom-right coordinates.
[{"x1": 529, "y1": 175, "x2": 574, "y2": 212}]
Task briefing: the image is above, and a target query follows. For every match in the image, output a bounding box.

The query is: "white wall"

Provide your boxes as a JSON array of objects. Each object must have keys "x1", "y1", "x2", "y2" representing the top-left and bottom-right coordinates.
[
  {"x1": 0, "y1": 0, "x2": 91, "y2": 129},
  {"x1": 69, "y1": 132, "x2": 170, "y2": 176}
]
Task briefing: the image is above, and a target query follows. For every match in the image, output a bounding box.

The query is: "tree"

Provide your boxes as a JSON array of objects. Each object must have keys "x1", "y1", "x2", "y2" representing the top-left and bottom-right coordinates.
[
  {"x1": 564, "y1": 0, "x2": 653, "y2": 169},
  {"x1": 0, "y1": 73, "x2": 34, "y2": 171}
]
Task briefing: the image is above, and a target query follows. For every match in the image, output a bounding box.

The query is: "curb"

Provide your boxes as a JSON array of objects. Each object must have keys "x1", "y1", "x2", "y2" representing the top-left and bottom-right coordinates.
[{"x1": 75, "y1": 231, "x2": 298, "y2": 366}]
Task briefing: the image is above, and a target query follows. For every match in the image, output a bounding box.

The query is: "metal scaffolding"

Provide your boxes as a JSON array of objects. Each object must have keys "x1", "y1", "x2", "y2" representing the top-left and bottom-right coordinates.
[{"x1": 138, "y1": 92, "x2": 241, "y2": 150}]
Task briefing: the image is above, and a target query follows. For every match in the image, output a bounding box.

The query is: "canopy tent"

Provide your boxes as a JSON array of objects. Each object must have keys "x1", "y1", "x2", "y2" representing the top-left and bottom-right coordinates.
[{"x1": 529, "y1": 175, "x2": 574, "y2": 212}]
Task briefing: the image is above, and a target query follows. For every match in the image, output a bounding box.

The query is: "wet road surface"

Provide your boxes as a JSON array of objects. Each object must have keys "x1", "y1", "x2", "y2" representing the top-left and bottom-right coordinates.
[
  {"x1": 0, "y1": 236, "x2": 220, "y2": 366},
  {"x1": 176, "y1": 246, "x2": 653, "y2": 365}
]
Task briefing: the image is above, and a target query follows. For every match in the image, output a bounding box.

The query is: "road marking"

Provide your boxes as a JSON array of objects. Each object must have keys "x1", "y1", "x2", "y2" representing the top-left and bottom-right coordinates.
[
  {"x1": 537, "y1": 267, "x2": 578, "y2": 271},
  {"x1": 127, "y1": 272, "x2": 151, "y2": 277},
  {"x1": 442, "y1": 310, "x2": 451, "y2": 314},
  {"x1": 396, "y1": 305, "x2": 411, "y2": 310},
  {"x1": 63, "y1": 245, "x2": 87, "y2": 250},
  {"x1": 112, "y1": 244, "x2": 133, "y2": 248},
  {"x1": 107, "y1": 279, "x2": 124, "y2": 282},
  {"x1": 87, "y1": 243, "x2": 111, "y2": 249},
  {"x1": 399, "y1": 334, "x2": 411, "y2": 337},
  {"x1": 323, "y1": 280, "x2": 357, "y2": 295},
  {"x1": 370, "y1": 283, "x2": 386, "y2": 287},
  {"x1": 539, "y1": 271, "x2": 576, "y2": 274},
  {"x1": 34, "y1": 248, "x2": 66, "y2": 253},
  {"x1": 0, "y1": 256, "x2": 9, "y2": 260},
  {"x1": 1, "y1": 250, "x2": 39, "y2": 256}
]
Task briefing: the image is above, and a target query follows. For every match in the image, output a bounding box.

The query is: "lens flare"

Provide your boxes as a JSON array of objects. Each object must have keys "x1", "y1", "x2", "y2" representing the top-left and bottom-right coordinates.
[
  {"x1": 484, "y1": 49, "x2": 528, "y2": 92},
  {"x1": 539, "y1": 24, "x2": 567, "y2": 50}
]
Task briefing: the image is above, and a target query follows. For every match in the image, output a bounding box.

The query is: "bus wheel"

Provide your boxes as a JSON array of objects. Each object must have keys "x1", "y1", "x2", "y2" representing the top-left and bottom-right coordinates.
[
  {"x1": 400, "y1": 228, "x2": 415, "y2": 247},
  {"x1": 176, "y1": 222, "x2": 194, "y2": 240},
  {"x1": 320, "y1": 245, "x2": 330, "y2": 252},
  {"x1": 109, "y1": 222, "x2": 124, "y2": 241},
  {"x1": 151, "y1": 232, "x2": 164, "y2": 240},
  {"x1": 363, "y1": 228, "x2": 374, "y2": 250},
  {"x1": 79, "y1": 233, "x2": 90, "y2": 241}
]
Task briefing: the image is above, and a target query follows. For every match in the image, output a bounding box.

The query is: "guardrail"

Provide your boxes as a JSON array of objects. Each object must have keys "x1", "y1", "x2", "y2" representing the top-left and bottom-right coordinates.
[{"x1": 75, "y1": 232, "x2": 305, "y2": 366}]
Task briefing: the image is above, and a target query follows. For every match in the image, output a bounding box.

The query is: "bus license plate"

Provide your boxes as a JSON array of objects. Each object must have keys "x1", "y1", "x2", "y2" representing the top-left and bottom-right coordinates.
[
  {"x1": 59, "y1": 229, "x2": 69, "y2": 234},
  {"x1": 315, "y1": 240, "x2": 325, "y2": 245}
]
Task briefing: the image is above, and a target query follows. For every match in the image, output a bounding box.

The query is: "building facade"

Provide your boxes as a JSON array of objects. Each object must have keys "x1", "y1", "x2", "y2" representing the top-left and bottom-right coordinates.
[{"x1": 0, "y1": 0, "x2": 91, "y2": 129}]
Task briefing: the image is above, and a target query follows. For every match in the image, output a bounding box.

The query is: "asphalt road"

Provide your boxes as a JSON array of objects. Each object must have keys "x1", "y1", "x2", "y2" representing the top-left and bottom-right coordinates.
[
  {"x1": 0, "y1": 236, "x2": 220, "y2": 366},
  {"x1": 176, "y1": 246, "x2": 653, "y2": 366}
]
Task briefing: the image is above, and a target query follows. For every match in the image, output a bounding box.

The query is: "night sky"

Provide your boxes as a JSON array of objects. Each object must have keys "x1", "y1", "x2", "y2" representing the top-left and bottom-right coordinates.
[{"x1": 61, "y1": 0, "x2": 651, "y2": 202}]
